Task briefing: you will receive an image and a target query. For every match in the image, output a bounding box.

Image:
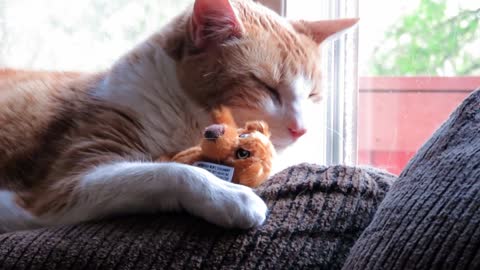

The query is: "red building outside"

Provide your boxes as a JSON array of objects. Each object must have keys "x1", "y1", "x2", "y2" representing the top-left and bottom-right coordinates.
[{"x1": 358, "y1": 76, "x2": 480, "y2": 175}]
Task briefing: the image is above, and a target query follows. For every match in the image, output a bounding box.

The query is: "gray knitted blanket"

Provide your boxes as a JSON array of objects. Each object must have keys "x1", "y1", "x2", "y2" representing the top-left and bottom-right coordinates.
[
  {"x1": 344, "y1": 89, "x2": 480, "y2": 269},
  {"x1": 0, "y1": 164, "x2": 394, "y2": 269}
]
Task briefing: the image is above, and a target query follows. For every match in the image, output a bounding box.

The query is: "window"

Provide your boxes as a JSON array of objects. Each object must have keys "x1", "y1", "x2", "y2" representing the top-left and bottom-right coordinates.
[
  {"x1": 271, "y1": 0, "x2": 480, "y2": 174},
  {"x1": 0, "y1": 0, "x2": 191, "y2": 71},
  {"x1": 358, "y1": 0, "x2": 480, "y2": 174}
]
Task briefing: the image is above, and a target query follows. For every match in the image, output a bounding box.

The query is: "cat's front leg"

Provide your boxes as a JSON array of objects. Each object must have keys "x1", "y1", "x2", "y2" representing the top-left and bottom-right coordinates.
[
  {"x1": 48, "y1": 162, "x2": 267, "y2": 229},
  {"x1": 170, "y1": 164, "x2": 268, "y2": 228}
]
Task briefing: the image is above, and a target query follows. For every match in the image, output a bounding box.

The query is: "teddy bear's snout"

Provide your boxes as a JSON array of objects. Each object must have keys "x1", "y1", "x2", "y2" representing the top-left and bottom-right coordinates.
[{"x1": 204, "y1": 124, "x2": 225, "y2": 140}]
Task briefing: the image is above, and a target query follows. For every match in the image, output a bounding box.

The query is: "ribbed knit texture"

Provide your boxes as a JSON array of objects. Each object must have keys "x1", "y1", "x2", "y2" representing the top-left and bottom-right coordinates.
[
  {"x1": 0, "y1": 164, "x2": 393, "y2": 270},
  {"x1": 343, "y1": 89, "x2": 480, "y2": 270}
]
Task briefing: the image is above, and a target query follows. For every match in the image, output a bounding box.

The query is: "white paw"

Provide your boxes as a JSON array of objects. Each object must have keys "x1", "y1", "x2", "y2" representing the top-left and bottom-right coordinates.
[
  {"x1": 214, "y1": 184, "x2": 268, "y2": 229},
  {"x1": 183, "y1": 167, "x2": 268, "y2": 229}
]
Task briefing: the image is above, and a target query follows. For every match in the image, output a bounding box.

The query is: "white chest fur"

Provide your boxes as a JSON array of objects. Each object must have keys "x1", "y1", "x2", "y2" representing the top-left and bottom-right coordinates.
[{"x1": 95, "y1": 43, "x2": 210, "y2": 156}]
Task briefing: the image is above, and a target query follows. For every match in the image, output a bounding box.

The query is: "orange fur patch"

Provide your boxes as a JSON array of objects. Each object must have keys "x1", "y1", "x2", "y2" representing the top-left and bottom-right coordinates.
[{"x1": 160, "y1": 106, "x2": 275, "y2": 188}]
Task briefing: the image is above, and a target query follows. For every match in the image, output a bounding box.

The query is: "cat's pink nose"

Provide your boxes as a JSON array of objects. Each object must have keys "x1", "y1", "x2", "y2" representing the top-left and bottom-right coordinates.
[{"x1": 288, "y1": 127, "x2": 307, "y2": 139}]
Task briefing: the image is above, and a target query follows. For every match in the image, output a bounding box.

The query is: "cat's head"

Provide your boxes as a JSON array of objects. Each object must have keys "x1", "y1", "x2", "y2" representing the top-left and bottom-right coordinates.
[{"x1": 175, "y1": 0, "x2": 358, "y2": 150}]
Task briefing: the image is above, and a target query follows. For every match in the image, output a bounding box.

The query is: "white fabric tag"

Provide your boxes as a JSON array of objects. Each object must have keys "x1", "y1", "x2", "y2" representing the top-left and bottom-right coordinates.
[{"x1": 193, "y1": 161, "x2": 235, "y2": 182}]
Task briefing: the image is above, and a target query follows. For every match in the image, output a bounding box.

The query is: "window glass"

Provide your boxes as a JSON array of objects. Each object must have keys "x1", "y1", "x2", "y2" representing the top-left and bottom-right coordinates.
[
  {"x1": 358, "y1": 0, "x2": 480, "y2": 174},
  {"x1": 284, "y1": 0, "x2": 480, "y2": 174},
  {"x1": 0, "y1": 0, "x2": 191, "y2": 71}
]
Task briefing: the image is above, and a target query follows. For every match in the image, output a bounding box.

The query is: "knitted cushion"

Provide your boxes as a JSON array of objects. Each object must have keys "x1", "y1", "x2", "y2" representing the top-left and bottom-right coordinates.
[
  {"x1": 0, "y1": 164, "x2": 394, "y2": 270},
  {"x1": 343, "y1": 89, "x2": 480, "y2": 270}
]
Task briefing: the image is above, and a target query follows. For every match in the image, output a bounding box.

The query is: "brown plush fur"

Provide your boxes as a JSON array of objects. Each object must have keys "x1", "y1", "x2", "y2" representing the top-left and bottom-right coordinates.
[{"x1": 160, "y1": 107, "x2": 275, "y2": 188}]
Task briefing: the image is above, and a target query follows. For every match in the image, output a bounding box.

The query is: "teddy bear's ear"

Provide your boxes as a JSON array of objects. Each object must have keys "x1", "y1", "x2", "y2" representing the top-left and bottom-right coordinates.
[
  {"x1": 246, "y1": 121, "x2": 270, "y2": 137},
  {"x1": 211, "y1": 105, "x2": 237, "y2": 127}
]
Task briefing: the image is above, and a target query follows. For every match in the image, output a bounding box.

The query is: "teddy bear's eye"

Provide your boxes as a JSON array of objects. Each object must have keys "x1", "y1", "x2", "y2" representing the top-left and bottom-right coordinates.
[
  {"x1": 239, "y1": 133, "x2": 250, "y2": 138},
  {"x1": 236, "y1": 148, "x2": 251, "y2": 159}
]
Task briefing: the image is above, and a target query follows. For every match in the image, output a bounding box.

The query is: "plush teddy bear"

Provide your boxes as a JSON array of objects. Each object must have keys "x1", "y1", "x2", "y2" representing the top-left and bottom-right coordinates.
[{"x1": 158, "y1": 107, "x2": 275, "y2": 188}]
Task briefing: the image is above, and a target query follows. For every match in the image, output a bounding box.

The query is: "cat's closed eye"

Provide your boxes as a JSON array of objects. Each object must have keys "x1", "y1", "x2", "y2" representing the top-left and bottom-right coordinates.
[
  {"x1": 250, "y1": 74, "x2": 281, "y2": 104},
  {"x1": 308, "y1": 91, "x2": 322, "y2": 102},
  {"x1": 264, "y1": 84, "x2": 281, "y2": 104}
]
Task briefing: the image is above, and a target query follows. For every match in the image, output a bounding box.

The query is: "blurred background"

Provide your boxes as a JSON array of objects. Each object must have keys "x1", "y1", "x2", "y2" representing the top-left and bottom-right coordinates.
[
  {"x1": 357, "y1": 0, "x2": 479, "y2": 174},
  {"x1": 0, "y1": 0, "x2": 191, "y2": 71}
]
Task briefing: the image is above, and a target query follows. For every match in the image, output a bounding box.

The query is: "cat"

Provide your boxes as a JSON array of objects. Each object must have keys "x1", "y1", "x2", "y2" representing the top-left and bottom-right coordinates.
[{"x1": 0, "y1": 0, "x2": 358, "y2": 232}]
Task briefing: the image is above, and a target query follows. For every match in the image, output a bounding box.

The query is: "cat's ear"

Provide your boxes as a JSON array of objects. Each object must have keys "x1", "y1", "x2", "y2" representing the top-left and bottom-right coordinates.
[
  {"x1": 190, "y1": 0, "x2": 243, "y2": 48},
  {"x1": 292, "y1": 18, "x2": 359, "y2": 45}
]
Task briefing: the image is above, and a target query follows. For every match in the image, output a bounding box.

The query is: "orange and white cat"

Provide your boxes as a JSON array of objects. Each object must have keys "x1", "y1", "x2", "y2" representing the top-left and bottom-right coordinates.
[{"x1": 0, "y1": 0, "x2": 357, "y2": 232}]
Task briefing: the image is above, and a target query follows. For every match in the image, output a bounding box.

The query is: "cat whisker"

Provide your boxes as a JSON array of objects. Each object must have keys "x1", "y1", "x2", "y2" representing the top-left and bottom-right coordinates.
[{"x1": 203, "y1": 72, "x2": 215, "y2": 78}]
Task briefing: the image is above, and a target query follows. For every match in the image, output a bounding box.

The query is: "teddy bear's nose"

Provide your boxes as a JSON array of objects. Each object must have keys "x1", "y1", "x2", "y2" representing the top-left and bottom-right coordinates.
[{"x1": 204, "y1": 124, "x2": 225, "y2": 140}]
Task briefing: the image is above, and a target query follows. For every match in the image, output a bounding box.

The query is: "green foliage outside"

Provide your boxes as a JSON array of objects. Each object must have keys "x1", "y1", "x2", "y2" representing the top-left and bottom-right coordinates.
[{"x1": 371, "y1": 0, "x2": 480, "y2": 76}]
